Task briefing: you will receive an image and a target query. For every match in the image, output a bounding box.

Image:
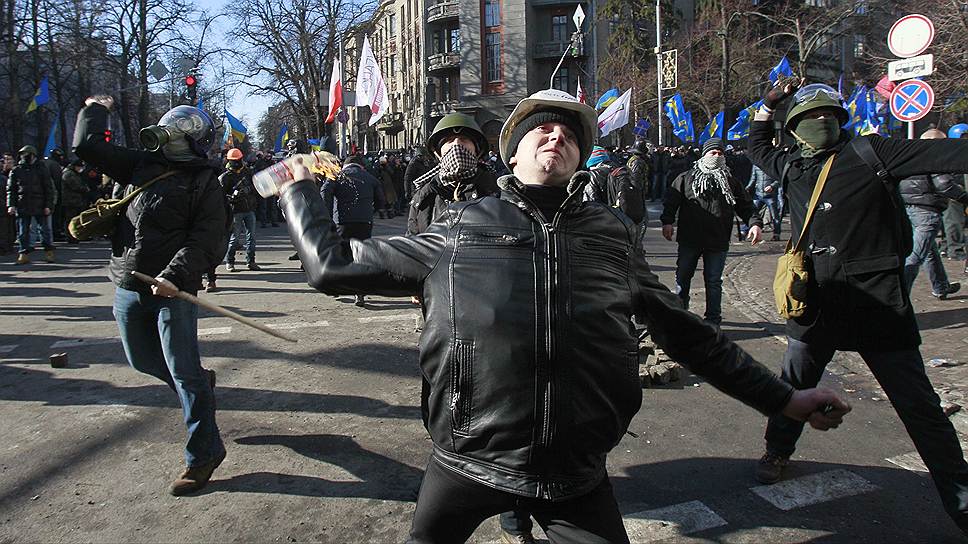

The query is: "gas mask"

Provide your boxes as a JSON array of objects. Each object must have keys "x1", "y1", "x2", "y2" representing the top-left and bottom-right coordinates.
[{"x1": 139, "y1": 105, "x2": 214, "y2": 162}]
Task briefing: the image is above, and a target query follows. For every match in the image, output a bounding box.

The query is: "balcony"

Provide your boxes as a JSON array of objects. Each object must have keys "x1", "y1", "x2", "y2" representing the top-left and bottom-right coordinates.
[
  {"x1": 531, "y1": 0, "x2": 581, "y2": 5},
  {"x1": 430, "y1": 100, "x2": 460, "y2": 116},
  {"x1": 378, "y1": 112, "x2": 404, "y2": 134},
  {"x1": 427, "y1": 1, "x2": 458, "y2": 23},
  {"x1": 427, "y1": 52, "x2": 460, "y2": 73},
  {"x1": 534, "y1": 40, "x2": 585, "y2": 59}
]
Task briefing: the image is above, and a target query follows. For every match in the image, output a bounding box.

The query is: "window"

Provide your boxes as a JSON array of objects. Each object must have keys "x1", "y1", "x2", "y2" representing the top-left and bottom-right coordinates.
[
  {"x1": 449, "y1": 28, "x2": 461, "y2": 53},
  {"x1": 432, "y1": 31, "x2": 442, "y2": 54},
  {"x1": 552, "y1": 66, "x2": 569, "y2": 93},
  {"x1": 486, "y1": 32, "x2": 502, "y2": 82},
  {"x1": 552, "y1": 15, "x2": 568, "y2": 42},
  {"x1": 484, "y1": 0, "x2": 500, "y2": 27},
  {"x1": 388, "y1": 13, "x2": 396, "y2": 35}
]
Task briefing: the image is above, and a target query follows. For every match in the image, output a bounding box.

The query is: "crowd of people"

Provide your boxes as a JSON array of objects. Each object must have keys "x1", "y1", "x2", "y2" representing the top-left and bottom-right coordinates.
[{"x1": 3, "y1": 75, "x2": 968, "y2": 543}]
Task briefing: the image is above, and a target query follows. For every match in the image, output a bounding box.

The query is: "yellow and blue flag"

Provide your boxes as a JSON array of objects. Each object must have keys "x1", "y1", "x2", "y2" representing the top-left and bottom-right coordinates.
[
  {"x1": 274, "y1": 124, "x2": 289, "y2": 152},
  {"x1": 665, "y1": 93, "x2": 693, "y2": 143},
  {"x1": 224, "y1": 109, "x2": 247, "y2": 143},
  {"x1": 308, "y1": 138, "x2": 321, "y2": 152},
  {"x1": 844, "y1": 86, "x2": 867, "y2": 129},
  {"x1": 684, "y1": 111, "x2": 695, "y2": 143},
  {"x1": 727, "y1": 99, "x2": 762, "y2": 140},
  {"x1": 768, "y1": 56, "x2": 793, "y2": 84},
  {"x1": 595, "y1": 88, "x2": 620, "y2": 110},
  {"x1": 26, "y1": 76, "x2": 49, "y2": 114},
  {"x1": 699, "y1": 112, "x2": 724, "y2": 145}
]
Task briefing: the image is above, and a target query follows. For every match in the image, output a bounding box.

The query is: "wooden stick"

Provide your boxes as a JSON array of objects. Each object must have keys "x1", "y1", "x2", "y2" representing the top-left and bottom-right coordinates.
[{"x1": 131, "y1": 271, "x2": 298, "y2": 343}]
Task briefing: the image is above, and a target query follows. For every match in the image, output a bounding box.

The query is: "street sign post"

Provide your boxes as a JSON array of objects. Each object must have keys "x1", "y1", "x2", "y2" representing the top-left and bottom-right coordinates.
[
  {"x1": 149, "y1": 59, "x2": 168, "y2": 81},
  {"x1": 660, "y1": 49, "x2": 678, "y2": 90},
  {"x1": 887, "y1": 14, "x2": 935, "y2": 58},
  {"x1": 573, "y1": 5, "x2": 585, "y2": 30},
  {"x1": 890, "y1": 79, "x2": 934, "y2": 122},
  {"x1": 888, "y1": 54, "x2": 934, "y2": 82}
]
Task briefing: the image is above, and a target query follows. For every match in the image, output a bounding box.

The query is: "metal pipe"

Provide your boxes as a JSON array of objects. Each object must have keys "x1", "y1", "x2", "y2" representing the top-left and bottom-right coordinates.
[{"x1": 656, "y1": 0, "x2": 662, "y2": 146}]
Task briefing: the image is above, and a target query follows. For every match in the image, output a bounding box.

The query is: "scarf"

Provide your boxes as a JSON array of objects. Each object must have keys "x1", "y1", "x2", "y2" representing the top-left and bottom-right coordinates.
[
  {"x1": 438, "y1": 144, "x2": 479, "y2": 185},
  {"x1": 691, "y1": 155, "x2": 735, "y2": 205}
]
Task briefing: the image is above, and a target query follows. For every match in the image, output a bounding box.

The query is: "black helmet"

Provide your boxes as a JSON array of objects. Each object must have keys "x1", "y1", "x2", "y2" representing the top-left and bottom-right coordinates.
[
  {"x1": 631, "y1": 140, "x2": 650, "y2": 156},
  {"x1": 18, "y1": 145, "x2": 38, "y2": 157},
  {"x1": 428, "y1": 113, "x2": 488, "y2": 158}
]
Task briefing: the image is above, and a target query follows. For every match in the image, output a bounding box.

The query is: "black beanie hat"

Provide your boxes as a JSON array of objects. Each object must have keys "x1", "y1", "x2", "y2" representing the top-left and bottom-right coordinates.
[
  {"x1": 701, "y1": 137, "x2": 725, "y2": 156},
  {"x1": 506, "y1": 110, "x2": 587, "y2": 165}
]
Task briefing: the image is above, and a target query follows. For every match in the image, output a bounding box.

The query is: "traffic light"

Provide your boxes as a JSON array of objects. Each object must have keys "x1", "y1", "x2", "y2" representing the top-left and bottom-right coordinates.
[
  {"x1": 103, "y1": 129, "x2": 112, "y2": 143},
  {"x1": 185, "y1": 74, "x2": 198, "y2": 103}
]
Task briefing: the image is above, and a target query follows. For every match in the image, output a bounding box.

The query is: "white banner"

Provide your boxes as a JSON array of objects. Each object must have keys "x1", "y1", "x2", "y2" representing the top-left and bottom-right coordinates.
[
  {"x1": 597, "y1": 88, "x2": 631, "y2": 137},
  {"x1": 355, "y1": 36, "x2": 389, "y2": 126}
]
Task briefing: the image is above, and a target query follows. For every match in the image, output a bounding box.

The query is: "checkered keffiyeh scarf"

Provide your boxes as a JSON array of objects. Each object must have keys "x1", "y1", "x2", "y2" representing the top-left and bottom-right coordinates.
[
  {"x1": 691, "y1": 155, "x2": 735, "y2": 205},
  {"x1": 438, "y1": 144, "x2": 479, "y2": 185}
]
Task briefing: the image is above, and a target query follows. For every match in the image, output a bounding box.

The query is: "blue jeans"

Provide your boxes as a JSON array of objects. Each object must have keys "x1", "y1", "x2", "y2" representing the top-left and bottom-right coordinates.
[
  {"x1": 16, "y1": 214, "x2": 53, "y2": 254},
  {"x1": 226, "y1": 211, "x2": 256, "y2": 264},
  {"x1": 765, "y1": 336, "x2": 968, "y2": 529},
  {"x1": 754, "y1": 195, "x2": 781, "y2": 235},
  {"x1": 112, "y1": 287, "x2": 223, "y2": 467},
  {"x1": 499, "y1": 510, "x2": 533, "y2": 536},
  {"x1": 904, "y1": 206, "x2": 950, "y2": 294},
  {"x1": 675, "y1": 244, "x2": 727, "y2": 324}
]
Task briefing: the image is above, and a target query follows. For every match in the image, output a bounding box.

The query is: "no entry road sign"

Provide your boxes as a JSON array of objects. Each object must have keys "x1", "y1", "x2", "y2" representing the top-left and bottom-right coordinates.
[{"x1": 890, "y1": 79, "x2": 934, "y2": 122}]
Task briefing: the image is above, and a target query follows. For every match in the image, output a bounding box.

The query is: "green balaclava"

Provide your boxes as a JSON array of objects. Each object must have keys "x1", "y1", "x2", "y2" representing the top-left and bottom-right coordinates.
[{"x1": 791, "y1": 117, "x2": 841, "y2": 158}]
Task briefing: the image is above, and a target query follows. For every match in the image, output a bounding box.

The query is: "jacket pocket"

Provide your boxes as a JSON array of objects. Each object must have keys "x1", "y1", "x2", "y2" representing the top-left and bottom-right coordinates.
[
  {"x1": 843, "y1": 254, "x2": 903, "y2": 309},
  {"x1": 450, "y1": 338, "x2": 475, "y2": 436}
]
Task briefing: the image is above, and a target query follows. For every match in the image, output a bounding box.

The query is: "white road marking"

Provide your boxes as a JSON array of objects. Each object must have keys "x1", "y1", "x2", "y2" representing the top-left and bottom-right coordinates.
[
  {"x1": 886, "y1": 452, "x2": 928, "y2": 473},
  {"x1": 267, "y1": 321, "x2": 330, "y2": 330},
  {"x1": 50, "y1": 337, "x2": 119, "y2": 349},
  {"x1": 358, "y1": 313, "x2": 420, "y2": 323},
  {"x1": 198, "y1": 327, "x2": 232, "y2": 336},
  {"x1": 0, "y1": 345, "x2": 17, "y2": 354},
  {"x1": 623, "y1": 500, "x2": 727, "y2": 541},
  {"x1": 750, "y1": 469, "x2": 879, "y2": 511}
]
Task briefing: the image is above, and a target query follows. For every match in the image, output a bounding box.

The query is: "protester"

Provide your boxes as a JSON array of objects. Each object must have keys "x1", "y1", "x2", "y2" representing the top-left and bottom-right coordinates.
[
  {"x1": 221, "y1": 148, "x2": 260, "y2": 272},
  {"x1": 747, "y1": 163, "x2": 783, "y2": 241},
  {"x1": 0, "y1": 151, "x2": 16, "y2": 254},
  {"x1": 661, "y1": 137, "x2": 762, "y2": 325},
  {"x1": 749, "y1": 79, "x2": 968, "y2": 535},
  {"x1": 73, "y1": 96, "x2": 228, "y2": 496},
  {"x1": 60, "y1": 159, "x2": 90, "y2": 244},
  {"x1": 266, "y1": 88, "x2": 849, "y2": 544},
  {"x1": 6, "y1": 145, "x2": 54, "y2": 264}
]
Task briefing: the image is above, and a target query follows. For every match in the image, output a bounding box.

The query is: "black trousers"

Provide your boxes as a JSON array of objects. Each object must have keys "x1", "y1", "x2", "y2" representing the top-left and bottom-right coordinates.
[
  {"x1": 336, "y1": 222, "x2": 372, "y2": 241},
  {"x1": 408, "y1": 457, "x2": 630, "y2": 544}
]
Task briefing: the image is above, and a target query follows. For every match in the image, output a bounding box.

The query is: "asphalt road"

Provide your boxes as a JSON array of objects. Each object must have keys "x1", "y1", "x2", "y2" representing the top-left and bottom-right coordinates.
[{"x1": 0, "y1": 206, "x2": 965, "y2": 543}]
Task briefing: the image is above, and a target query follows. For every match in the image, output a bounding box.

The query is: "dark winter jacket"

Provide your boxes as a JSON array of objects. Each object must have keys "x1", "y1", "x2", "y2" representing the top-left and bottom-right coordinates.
[
  {"x1": 321, "y1": 163, "x2": 386, "y2": 224},
  {"x1": 219, "y1": 167, "x2": 257, "y2": 213},
  {"x1": 747, "y1": 165, "x2": 779, "y2": 198},
  {"x1": 6, "y1": 161, "x2": 53, "y2": 216},
  {"x1": 749, "y1": 119, "x2": 968, "y2": 351},
  {"x1": 72, "y1": 103, "x2": 228, "y2": 295},
  {"x1": 404, "y1": 155, "x2": 435, "y2": 200},
  {"x1": 627, "y1": 153, "x2": 651, "y2": 197},
  {"x1": 407, "y1": 167, "x2": 499, "y2": 235},
  {"x1": 280, "y1": 170, "x2": 794, "y2": 502},
  {"x1": 60, "y1": 168, "x2": 90, "y2": 209},
  {"x1": 660, "y1": 167, "x2": 761, "y2": 251},
  {"x1": 899, "y1": 174, "x2": 968, "y2": 213}
]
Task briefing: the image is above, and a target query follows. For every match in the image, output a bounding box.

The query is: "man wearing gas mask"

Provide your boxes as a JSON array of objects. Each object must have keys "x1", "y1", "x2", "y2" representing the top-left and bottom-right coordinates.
[{"x1": 72, "y1": 96, "x2": 229, "y2": 496}]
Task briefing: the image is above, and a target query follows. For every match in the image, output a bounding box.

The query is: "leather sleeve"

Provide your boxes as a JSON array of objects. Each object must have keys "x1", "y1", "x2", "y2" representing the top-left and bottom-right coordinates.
[
  {"x1": 630, "y1": 249, "x2": 794, "y2": 415},
  {"x1": 158, "y1": 172, "x2": 229, "y2": 290},
  {"x1": 280, "y1": 180, "x2": 446, "y2": 296},
  {"x1": 933, "y1": 174, "x2": 968, "y2": 205}
]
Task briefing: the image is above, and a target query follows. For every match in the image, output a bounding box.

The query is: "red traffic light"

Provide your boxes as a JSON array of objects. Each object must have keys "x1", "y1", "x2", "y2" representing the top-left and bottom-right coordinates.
[
  {"x1": 185, "y1": 74, "x2": 197, "y2": 87},
  {"x1": 103, "y1": 129, "x2": 112, "y2": 143}
]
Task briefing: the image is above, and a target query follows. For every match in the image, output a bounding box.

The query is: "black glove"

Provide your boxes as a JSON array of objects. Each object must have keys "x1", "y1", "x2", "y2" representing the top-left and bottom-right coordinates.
[{"x1": 762, "y1": 76, "x2": 801, "y2": 111}]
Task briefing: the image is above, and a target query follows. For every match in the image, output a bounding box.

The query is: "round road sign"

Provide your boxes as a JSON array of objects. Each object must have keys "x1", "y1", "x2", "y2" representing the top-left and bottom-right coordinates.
[
  {"x1": 888, "y1": 14, "x2": 935, "y2": 58},
  {"x1": 890, "y1": 79, "x2": 934, "y2": 122}
]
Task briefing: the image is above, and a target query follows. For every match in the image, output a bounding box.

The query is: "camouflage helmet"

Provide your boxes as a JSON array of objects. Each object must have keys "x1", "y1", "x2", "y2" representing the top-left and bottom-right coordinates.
[
  {"x1": 18, "y1": 145, "x2": 38, "y2": 157},
  {"x1": 428, "y1": 113, "x2": 488, "y2": 158},
  {"x1": 785, "y1": 83, "x2": 849, "y2": 130}
]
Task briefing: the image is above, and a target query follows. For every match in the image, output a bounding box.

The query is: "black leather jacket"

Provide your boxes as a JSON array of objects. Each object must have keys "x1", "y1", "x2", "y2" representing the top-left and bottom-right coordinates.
[
  {"x1": 281, "y1": 172, "x2": 794, "y2": 501},
  {"x1": 899, "y1": 173, "x2": 968, "y2": 213},
  {"x1": 73, "y1": 104, "x2": 228, "y2": 294}
]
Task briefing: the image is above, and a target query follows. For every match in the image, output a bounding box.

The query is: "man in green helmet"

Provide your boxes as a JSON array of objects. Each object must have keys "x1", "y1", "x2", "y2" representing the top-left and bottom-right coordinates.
[{"x1": 749, "y1": 78, "x2": 968, "y2": 536}]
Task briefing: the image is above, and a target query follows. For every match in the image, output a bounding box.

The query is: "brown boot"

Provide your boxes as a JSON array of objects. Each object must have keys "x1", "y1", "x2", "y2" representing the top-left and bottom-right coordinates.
[
  {"x1": 754, "y1": 451, "x2": 789, "y2": 484},
  {"x1": 169, "y1": 450, "x2": 226, "y2": 496}
]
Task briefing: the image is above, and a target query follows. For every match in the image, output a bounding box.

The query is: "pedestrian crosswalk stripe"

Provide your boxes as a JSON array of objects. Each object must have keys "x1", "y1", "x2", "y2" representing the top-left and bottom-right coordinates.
[
  {"x1": 886, "y1": 452, "x2": 928, "y2": 473},
  {"x1": 623, "y1": 500, "x2": 727, "y2": 541},
  {"x1": 750, "y1": 469, "x2": 879, "y2": 511},
  {"x1": 50, "y1": 337, "x2": 120, "y2": 349},
  {"x1": 358, "y1": 313, "x2": 420, "y2": 323},
  {"x1": 0, "y1": 345, "x2": 17, "y2": 354},
  {"x1": 267, "y1": 321, "x2": 330, "y2": 330},
  {"x1": 198, "y1": 327, "x2": 232, "y2": 336}
]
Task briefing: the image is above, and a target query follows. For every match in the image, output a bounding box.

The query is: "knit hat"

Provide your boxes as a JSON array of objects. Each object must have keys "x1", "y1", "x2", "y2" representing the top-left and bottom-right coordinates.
[
  {"x1": 586, "y1": 146, "x2": 609, "y2": 168},
  {"x1": 505, "y1": 110, "x2": 587, "y2": 167},
  {"x1": 701, "y1": 137, "x2": 725, "y2": 156}
]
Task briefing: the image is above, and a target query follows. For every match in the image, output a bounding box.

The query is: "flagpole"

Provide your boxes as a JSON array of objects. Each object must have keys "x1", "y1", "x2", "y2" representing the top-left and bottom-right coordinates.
[
  {"x1": 655, "y1": 0, "x2": 663, "y2": 146},
  {"x1": 339, "y1": 35, "x2": 347, "y2": 159}
]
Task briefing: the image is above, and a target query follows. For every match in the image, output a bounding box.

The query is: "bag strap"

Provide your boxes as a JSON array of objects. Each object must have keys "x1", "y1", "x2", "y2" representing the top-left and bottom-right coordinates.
[
  {"x1": 115, "y1": 170, "x2": 177, "y2": 206},
  {"x1": 791, "y1": 154, "x2": 836, "y2": 252},
  {"x1": 850, "y1": 136, "x2": 898, "y2": 208}
]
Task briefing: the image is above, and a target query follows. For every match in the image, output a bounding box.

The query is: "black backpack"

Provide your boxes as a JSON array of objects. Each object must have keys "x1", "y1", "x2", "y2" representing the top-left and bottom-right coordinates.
[{"x1": 606, "y1": 165, "x2": 647, "y2": 224}]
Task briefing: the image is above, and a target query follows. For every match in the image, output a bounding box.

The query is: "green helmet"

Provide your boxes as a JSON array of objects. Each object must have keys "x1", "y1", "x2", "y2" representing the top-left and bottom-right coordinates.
[
  {"x1": 428, "y1": 113, "x2": 488, "y2": 158},
  {"x1": 18, "y1": 145, "x2": 38, "y2": 156},
  {"x1": 785, "y1": 83, "x2": 849, "y2": 130}
]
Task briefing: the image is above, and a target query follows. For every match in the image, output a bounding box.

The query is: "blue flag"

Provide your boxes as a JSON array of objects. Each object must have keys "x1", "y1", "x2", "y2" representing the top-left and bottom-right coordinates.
[
  {"x1": 43, "y1": 116, "x2": 59, "y2": 157},
  {"x1": 26, "y1": 76, "x2": 49, "y2": 114},
  {"x1": 699, "y1": 112, "x2": 724, "y2": 145},
  {"x1": 308, "y1": 138, "x2": 321, "y2": 151},
  {"x1": 727, "y1": 100, "x2": 762, "y2": 141},
  {"x1": 274, "y1": 124, "x2": 290, "y2": 152},
  {"x1": 768, "y1": 56, "x2": 793, "y2": 84},
  {"x1": 665, "y1": 94, "x2": 693, "y2": 143},
  {"x1": 596, "y1": 88, "x2": 620, "y2": 110},
  {"x1": 844, "y1": 86, "x2": 867, "y2": 129},
  {"x1": 197, "y1": 97, "x2": 204, "y2": 112},
  {"x1": 632, "y1": 118, "x2": 650, "y2": 137},
  {"x1": 684, "y1": 111, "x2": 696, "y2": 143}
]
